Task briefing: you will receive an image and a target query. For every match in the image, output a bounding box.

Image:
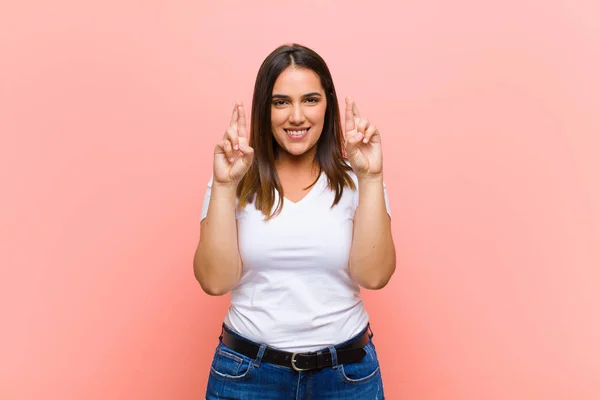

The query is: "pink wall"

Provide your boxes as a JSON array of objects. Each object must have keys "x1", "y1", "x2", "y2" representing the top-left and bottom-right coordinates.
[{"x1": 2, "y1": 1, "x2": 599, "y2": 399}]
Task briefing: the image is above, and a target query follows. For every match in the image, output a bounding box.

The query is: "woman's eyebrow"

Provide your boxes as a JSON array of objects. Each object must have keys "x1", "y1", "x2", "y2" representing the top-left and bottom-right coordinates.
[{"x1": 271, "y1": 92, "x2": 323, "y2": 99}]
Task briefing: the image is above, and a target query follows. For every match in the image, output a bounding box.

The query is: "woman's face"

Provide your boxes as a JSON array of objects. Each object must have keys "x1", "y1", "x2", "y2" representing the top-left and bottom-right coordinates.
[{"x1": 270, "y1": 66, "x2": 327, "y2": 159}]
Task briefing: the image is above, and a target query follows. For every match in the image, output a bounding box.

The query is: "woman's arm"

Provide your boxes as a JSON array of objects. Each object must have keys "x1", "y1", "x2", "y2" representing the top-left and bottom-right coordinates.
[
  {"x1": 349, "y1": 176, "x2": 396, "y2": 290},
  {"x1": 194, "y1": 102, "x2": 253, "y2": 296},
  {"x1": 193, "y1": 183, "x2": 242, "y2": 296},
  {"x1": 342, "y1": 96, "x2": 396, "y2": 290}
]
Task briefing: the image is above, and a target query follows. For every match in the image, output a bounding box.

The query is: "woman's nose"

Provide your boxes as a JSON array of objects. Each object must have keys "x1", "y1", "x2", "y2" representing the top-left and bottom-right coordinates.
[{"x1": 288, "y1": 104, "x2": 306, "y2": 124}]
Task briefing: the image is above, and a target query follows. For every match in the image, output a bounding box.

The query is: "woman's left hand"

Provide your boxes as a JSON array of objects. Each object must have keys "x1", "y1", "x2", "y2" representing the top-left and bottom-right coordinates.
[{"x1": 343, "y1": 97, "x2": 383, "y2": 179}]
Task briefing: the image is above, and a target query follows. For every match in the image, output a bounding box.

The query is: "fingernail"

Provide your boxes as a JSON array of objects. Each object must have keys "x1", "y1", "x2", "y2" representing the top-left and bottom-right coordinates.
[
  {"x1": 234, "y1": 144, "x2": 239, "y2": 150},
  {"x1": 363, "y1": 138, "x2": 368, "y2": 143},
  {"x1": 356, "y1": 132, "x2": 363, "y2": 139}
]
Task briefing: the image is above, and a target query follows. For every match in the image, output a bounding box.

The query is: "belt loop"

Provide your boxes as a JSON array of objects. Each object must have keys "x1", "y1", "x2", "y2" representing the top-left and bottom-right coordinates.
[
  {"x1": 327, "y1": 345, "x2": 338, "y2": 369},
  {"x1": 254, "y1": 344, "x2": 267, "y2": 367}
]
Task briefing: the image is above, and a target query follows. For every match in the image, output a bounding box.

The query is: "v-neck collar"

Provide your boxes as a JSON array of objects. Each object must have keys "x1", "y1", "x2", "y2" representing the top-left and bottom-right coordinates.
[{"x1": 282, "y1": 172, "x2": 325, "y2": 206}]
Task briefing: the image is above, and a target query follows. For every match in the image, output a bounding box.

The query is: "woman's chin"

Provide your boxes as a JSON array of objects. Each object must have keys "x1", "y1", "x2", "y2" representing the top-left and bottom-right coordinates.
[{"x1": 281, "y1": 143, "x2": 316, "y2": 157}]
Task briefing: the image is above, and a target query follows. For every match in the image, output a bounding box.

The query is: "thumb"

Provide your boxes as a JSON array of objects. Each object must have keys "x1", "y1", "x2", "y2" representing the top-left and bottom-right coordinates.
[{"x1": 238, "y1": 143, "x2": 255, "y2": 161}]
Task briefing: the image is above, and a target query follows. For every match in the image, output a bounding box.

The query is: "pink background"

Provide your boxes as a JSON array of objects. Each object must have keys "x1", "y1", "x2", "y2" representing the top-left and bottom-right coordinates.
[{"x1": 1, "y1": 0, "x2": 599, "y2": 399}]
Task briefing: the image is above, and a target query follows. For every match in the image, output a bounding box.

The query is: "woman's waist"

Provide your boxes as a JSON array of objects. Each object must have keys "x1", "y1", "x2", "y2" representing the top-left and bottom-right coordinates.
[{"x1": 223, "y1": 305, "x2": 369, "y2": 352}]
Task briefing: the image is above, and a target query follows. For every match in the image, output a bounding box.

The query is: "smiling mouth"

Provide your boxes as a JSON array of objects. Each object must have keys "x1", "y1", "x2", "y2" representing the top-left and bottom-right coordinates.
[{"x1": 284, "y1": 127, "x2": 310, "y2": 137}]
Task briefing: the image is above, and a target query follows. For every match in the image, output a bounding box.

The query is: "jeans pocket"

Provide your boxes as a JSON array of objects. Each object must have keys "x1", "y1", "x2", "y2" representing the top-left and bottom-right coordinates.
[
  {"x1": 210, "y1": 343, "x2": 253, "y2": 381},
  {"x1": 338, "y1": 340, "x2": 381, "y2": 384}
]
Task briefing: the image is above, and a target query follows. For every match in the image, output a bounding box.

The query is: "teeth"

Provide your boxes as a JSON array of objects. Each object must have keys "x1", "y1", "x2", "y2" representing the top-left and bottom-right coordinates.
[{"x1": 286, "y1": 129, "x2": 307, "y2": 136}]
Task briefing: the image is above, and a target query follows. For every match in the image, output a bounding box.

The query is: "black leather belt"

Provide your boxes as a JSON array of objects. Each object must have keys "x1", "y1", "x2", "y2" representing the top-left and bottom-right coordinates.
[{"x1": 220, "y1": 325, "x2": 372, "y2": 372}]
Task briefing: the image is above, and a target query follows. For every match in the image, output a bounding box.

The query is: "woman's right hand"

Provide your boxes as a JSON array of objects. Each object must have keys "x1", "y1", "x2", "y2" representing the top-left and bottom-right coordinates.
[{"x1": 213, "y1": 102, "x2": 254, "y2": 186}]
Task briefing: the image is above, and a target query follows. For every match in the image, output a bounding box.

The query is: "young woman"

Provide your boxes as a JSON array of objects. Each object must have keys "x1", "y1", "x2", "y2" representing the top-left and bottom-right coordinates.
[{"x1": 194, "y1": 43, "x2": 395, "y2": 399}]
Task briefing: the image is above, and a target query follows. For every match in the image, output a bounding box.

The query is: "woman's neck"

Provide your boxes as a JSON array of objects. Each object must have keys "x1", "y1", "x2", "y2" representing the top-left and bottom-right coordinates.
[{"x1": 275, "y1": 147, "x2": 319, "y2": 177}]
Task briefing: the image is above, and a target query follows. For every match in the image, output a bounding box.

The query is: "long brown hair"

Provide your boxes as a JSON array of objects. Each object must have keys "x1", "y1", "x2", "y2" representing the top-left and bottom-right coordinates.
[{"x1": 237, "y1": 43, "x2": 355, "y2": 219}]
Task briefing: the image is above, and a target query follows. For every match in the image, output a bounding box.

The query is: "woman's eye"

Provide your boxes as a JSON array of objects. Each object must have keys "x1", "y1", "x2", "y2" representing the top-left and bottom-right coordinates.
[
  {"x1": 306, "y1": 98, "x2": 318, "y2": 103},
  {"x1": 273, "y1": 100, "x2": 286, "y2": 106}
]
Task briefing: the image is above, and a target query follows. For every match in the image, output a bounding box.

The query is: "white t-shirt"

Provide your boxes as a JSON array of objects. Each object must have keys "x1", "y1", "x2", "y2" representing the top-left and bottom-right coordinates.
[{"x1": 200, "y1": 169, "x2": 391, "y2": 352}]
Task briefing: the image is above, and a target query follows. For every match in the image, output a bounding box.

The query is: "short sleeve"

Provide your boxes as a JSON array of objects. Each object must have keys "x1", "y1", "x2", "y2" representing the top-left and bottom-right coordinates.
[
  {"x1": 383, "y1": 182, "x2": 392, "y2": 218},
  {"x1": 200, "y1": 176, "x2": 213, "y2": 221}
]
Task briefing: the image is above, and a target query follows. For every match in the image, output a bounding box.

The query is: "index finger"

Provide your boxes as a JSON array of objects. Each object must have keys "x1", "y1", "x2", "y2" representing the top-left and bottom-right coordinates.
[
  {"x1": 237, "y1": 104, "x2": 248, "y2": 138},
  {"x1": 345, "y1": 96, "x2": 355, "y2": 133}
]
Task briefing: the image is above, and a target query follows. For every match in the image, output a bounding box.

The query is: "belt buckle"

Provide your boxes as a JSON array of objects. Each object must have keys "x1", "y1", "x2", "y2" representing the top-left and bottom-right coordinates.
[{"x1": 291, "y1": 352, "x2": 310, "y2": 372}]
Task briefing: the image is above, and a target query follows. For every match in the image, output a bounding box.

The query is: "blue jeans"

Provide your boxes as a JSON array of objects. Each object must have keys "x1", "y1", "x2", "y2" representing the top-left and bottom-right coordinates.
[{"x1": 205, "y1": 324, "x2": 385, "y2": 399}]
